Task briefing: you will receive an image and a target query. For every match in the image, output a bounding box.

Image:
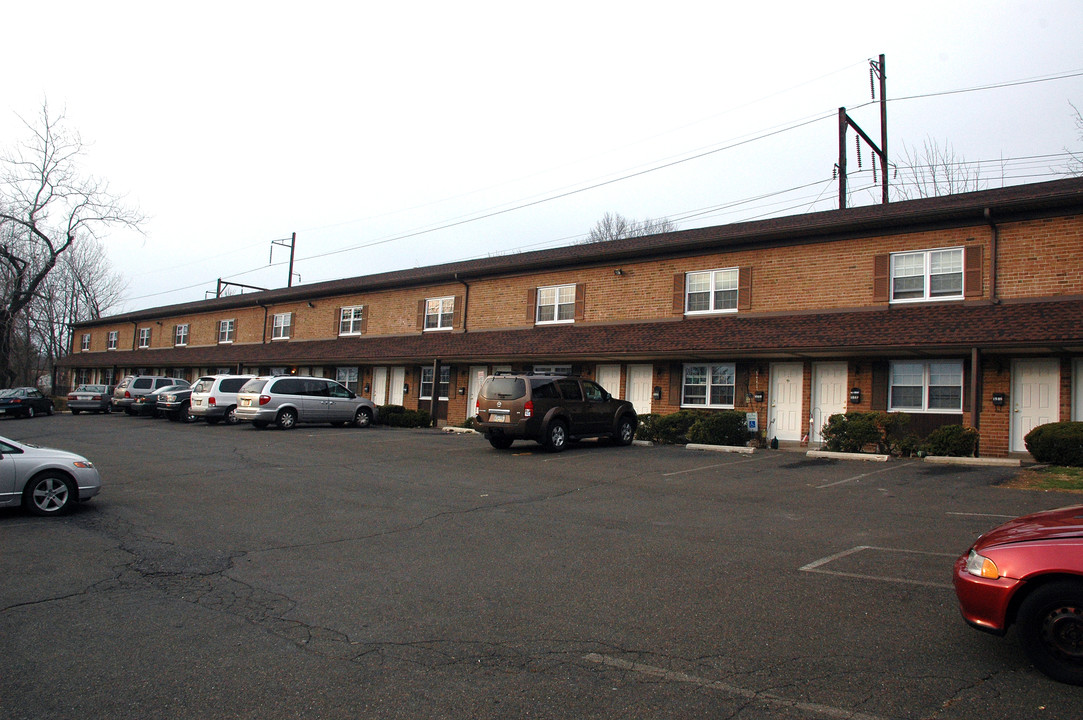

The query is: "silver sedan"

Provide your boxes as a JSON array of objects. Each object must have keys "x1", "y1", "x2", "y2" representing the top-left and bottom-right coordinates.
[{"x1": 0, "y1": 435, "x2": 102, "y2": 516}]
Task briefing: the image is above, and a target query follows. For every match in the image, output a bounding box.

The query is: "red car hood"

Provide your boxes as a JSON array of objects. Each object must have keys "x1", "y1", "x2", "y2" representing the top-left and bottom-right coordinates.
[{"x1": 974, "y1": 504, "x2": 1083, "y2": 550}]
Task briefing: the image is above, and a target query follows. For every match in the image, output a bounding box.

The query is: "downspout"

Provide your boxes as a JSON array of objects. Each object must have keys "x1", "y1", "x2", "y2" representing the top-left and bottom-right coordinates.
[
  {"x1": 258, "y1": 303, "x2": 269, "y2": 344},
  {"x1": 983, "y1": 208, "x2": 999, "y2": 303},
  {"x1": 970, "y1": 346, "x2": 981, "y2": 436},
  {"x1": 130, "y1": 321, "x2": 138, "y2": 351}
]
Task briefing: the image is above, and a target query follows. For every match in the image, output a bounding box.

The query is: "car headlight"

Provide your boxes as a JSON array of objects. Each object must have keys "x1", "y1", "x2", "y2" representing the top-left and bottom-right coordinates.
[
  {"x1": 72, "y1": 461, "x2": 95, "y2": 469},
  {"x1": 965, "y1": 549, "x2": 1000, "y2": 579}
]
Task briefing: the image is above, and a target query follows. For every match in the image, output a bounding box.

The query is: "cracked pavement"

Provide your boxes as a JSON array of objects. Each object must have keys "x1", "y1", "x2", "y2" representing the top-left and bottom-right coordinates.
[{"x1": 1, "y1": 415, "x2": 1080, "y2": 718}]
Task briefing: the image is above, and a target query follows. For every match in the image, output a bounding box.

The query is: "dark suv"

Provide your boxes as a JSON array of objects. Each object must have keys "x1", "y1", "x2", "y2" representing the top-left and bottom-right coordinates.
[{"x1": 474, "y1": 373, "x2": 637, "y2": 452}]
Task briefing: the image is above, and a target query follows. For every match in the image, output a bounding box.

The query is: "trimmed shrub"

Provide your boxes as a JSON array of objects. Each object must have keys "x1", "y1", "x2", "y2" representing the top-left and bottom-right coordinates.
[
  {"x1": 921, "y1": 424, "x2": 979, "y2": 457},
  {"x1": 687, "y1": 411, "x2": 750, "y2": 447},
  {"x1": 635, "y1": 413, "x2": 660, "y2": 442},
  {"x1": 820, "y1": 411, "x2": 910, "y2": 454},
  {"x1": 650, "y1": 410, "x2": 709, "y2": 444},
  {"x1": 378, "y1": 405, "x2": 432, "y2": 428},
  {"x1": 1025, "y1": 422, "x2": 1083, "y2": 466}
]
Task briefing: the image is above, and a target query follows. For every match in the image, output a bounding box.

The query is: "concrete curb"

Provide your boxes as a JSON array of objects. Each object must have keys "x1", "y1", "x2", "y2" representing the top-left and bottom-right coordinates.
[
  {"x1": 686, "y1": 443, "x2": 755, "y2": 455},
  {"x1": 442, "y1": 426, "x2": 479, "y2": 435},
  {"x1": 806, "y1": 450, "x2": 890, "y2": 462},
  {"x1": 923, "y1": 455, "x2": 1021, "y2": 467},
  {"x1": 632, "y1": 440, "x2": 654, "y2": 447}
]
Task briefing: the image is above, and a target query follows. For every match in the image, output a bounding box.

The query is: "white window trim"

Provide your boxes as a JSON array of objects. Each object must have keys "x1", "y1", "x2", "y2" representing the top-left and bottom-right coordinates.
[
  {"x1": 174, "y1": 324, "x2": 189, "y2": 347},
  {"x1": 684, "y1": 268, "x2": 740, "y2": 315},
  {"x1": 218, "y1": 319, "x2": 235, "y2": 344},
  {"x1": 272, "y1": 313, "x2": 292, "y2": 340},
  {"x1": 137, "y1": 328, "x2": 151, "y2": 349},
  {"x1": 419, "y1": 366, "x2": 450, "y2": 400},
  {"x1": 535, "y1": 284, "x2": 576, "y2": 325},
  {"x1": 107, "y1": 331, "x2": 118, "y2": 351},
  {"x1": 888, "y1": 360, "x2": 964, "y2": 413},
  {"x1": 424, "y1": 296, "x2": 455, "y2": 331},
  {"x1": 80, "y1": 334, "x2": 91, "y2": 351},
  {"x1": 680, "y1": 362, "x2": 737, "y2": 409},
  {"x1": 339, "y1": 306, "x2": 364, "y2": 336},
  {"x1": 889, "y1": 247, "x2": 965, "y2": 304}
]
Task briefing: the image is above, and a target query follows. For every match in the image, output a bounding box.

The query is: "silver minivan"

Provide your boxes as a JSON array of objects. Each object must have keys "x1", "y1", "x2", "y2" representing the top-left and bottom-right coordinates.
[
  {"x1": 234, "y1": 376, "x2": 378, "y2": 430},
  {"x1": 189, "y1": 375, "x2": 255, "y2": 425}
]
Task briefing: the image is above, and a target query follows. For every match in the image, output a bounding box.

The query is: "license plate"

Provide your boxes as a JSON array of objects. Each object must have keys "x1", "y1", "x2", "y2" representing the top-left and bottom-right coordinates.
[
  {"x1": 241, "y1": 398, "x2": 251, "y2": 407},
  {"x1": 489, "y1": 413, "x2": 508, "y2": 423},
  {"x1": 194, "y1": 399, "x2": 202, "y2": 406}
]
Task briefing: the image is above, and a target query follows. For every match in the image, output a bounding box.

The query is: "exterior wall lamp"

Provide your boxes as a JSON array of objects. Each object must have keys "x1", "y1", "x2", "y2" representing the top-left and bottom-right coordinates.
[
  {"x1": 403, "y1": 384, "x2": 410, "y2": 395},
  {"x1": 652, "y1": 386, "x2": 662, "y2": 400},
  {"x1": 849, "y1": 387, "x2": 862, "y2": 404},
  {"x1": 753, "y1": 390, "x2": 765, "y2": 403},
  {"x1": 991, "y1": 392, "x2": 1007, "y2": 408}
]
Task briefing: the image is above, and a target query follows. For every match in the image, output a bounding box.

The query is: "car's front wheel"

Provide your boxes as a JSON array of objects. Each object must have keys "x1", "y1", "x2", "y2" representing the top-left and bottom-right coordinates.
[
  {"x1": 543, "y1": 420, "x2": 568, "y2": 453},
  {"x1": 23, "y1": 472, "x2": 76, "y2": 516},
  {"x1": 276, "y1": 408, "x2": 298, "y2": 430},
  {"x1": 354, "y1": 407, "x2": 374, "y2": 428},
  {"x1": 615, "y1": 416, "x2": 636, "y2": 446},
  {"x1": 1017, "y1": 579, "x2": 1083, "y2": 686}
]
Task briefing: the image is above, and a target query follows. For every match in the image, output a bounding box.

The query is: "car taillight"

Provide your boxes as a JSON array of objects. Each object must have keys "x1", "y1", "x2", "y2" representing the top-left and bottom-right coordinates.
[
  {"x1": 208, "y1": 397, "x2": 216, "y2": 405},
  {"x1": 124, "y1": 390, "x2": 131, "y2": 398},
  {"x1": 524, "y1": 400, "x2": 533, "y2": 418},
  {"x1": 67, "y1": 394, "x2": 76, "y2": 401},
  {"x1": 93, "y1": 395, "x2": 101, "y2": 401},
  {"x1": 10, "y1": 398, "x2": 21, "y2": 404},
  {"x1": 258, "y1": 395, "x2": 271, "y2": 405}
]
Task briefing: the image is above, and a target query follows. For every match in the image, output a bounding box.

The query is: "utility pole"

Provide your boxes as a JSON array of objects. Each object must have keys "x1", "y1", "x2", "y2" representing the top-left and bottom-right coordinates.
[
  {"x1": 270, "y1": 232, "x2": 297, "y2": 287},
  {"x1": 838, "y1": 54, "x2": 888, "y2": 209}
]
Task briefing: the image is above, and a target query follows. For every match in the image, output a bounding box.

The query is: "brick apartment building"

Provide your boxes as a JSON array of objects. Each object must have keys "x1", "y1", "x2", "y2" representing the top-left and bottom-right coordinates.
[{"x1": 62, "y1": 177, "x2": 1083, "y2": 456}]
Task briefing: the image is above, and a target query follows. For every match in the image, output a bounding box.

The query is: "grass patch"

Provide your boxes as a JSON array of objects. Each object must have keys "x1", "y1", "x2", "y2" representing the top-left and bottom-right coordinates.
[{"x1": 1002, "y1": 466, "x2": 1083, "y2": 494}]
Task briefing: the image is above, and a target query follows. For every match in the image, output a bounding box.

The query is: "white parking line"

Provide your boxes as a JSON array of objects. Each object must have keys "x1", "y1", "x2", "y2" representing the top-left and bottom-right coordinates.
[
  {"x1": 662, "y1": 456, "x2": 764, "y2": 477},
  {"x1": 815, "y1": 461, "x2": 918, "y2": 489},
  {"x1": 799, "y1": 545, "x2": 957, "y2": 589},
  {"x1": 582, "y1": 653, "x2": 891, "y2": 720},
  {"x1": 946, "y1": 511, "x2": 1017, "y2": 519}
]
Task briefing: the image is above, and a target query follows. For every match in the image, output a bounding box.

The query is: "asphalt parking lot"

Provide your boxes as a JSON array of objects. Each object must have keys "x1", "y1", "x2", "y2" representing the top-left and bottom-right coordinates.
[{"x1": 1, "y1": 413, "x2": 1080, "y2": 719}]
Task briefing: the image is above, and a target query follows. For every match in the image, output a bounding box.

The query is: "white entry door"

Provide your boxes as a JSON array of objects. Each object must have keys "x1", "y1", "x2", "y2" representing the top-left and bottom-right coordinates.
[
  {"x1": 467, "y1": 365, "x2": 488, "y2": 418},
  {"x1": 1011, "y1": 358, "x2": 1060, "y2": 452},
  {"x1": 371, "y1": 367, "x2": 388, "y2": 405},
  {"x1": 389, "y1": 366, "x2": 405, "y2": 406},
  {"x1": 596, "y1": 365, "x2": 621, "y2": 398},
  {"x1": 811, "y1": 362, "x2": 848, "y2": 443},
  {"x1": 769, "y1": 362, "x2": 804, "y2": 442},
  {"x1": 626, "y1": 364, "x2": 653, "y2": 416}
]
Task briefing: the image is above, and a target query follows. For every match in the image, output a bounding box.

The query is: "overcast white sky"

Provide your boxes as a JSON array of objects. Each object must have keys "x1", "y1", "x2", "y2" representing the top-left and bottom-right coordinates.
[{"x1": 5, "y1": 1, "x2": 1082, "y2": 313}]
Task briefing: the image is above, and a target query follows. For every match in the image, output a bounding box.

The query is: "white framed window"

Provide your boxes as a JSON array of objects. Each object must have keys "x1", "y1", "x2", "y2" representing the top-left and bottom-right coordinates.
[
  {"x1": 103, "y1": 368, "x2": 115, "y2": 385},
  {"x1": 137, "y1": 327, "x2": 151, "y2": 349},
  {"x1": 533, "y1": 364, "x2": 573, "y2": 375},
  {"x1": 424, "y1": 297, "x2": 454, "y2": 331},
  {"x1": 890, "y1": 248, "x2": 964, "y2": 302},
  {"x1": 75, "y1": 368, "x2": 91, "y2": 385},
  {"x1": 107, "y1": 331, "x2": 118, "y2": 351},
  {"x1": 218, "y1": 319, "x2": 235, "y2": 344},
  {"x1": 685, "y1": 268, "x2": 739, "y2": 314},
  {"x1": 80, "y1": 333, "x2": 91, "y2": 351},
  {"x1": 339, "y1": 306, "x2": 364, "y2": 335},
  {"x1": 536, "y1": 284, "x2": 576, "y2": 324},
  {"x1": 174, "y1": 324, "x2": 189, "y2": 346},
  {"x1": 336, "y1": 367, "x2": 358, "y2": 392},
  {"x1": 420, "y1": 366, "x2": 450, "y2": 400},
  {"x1": 272, "y1": 313, "x2": 291, "y2": 340},
  {"x1": 889, "y1": 360, "x2": 964, "y2": 412},
  {"x1": 682, "y1": 363, "x2": 736, "y2": 408}
]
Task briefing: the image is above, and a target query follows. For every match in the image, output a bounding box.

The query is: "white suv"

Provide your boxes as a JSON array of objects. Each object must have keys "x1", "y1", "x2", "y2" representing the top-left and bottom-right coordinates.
[
  {"x1": 189, "y1": 375, "x2": 255, "y2": 425},
  {"x1": 235, "y1": 376, "x2": 378, "y2": 430}
]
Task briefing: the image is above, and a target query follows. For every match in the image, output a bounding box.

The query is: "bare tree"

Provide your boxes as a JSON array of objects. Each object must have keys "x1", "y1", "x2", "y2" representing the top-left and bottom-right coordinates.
[
  {"x1": 0, "y1": 103, "x2": 142, "y2": 386},
  {"x1": 583, "y1": 212, "x2": 677, "y2": 243},
  {"x1": 1065, "y1": 101, "x2": 1083, "y2": 177},
  {"x1": 892, "y1": 137, "x2": 984, "y2": 200}
]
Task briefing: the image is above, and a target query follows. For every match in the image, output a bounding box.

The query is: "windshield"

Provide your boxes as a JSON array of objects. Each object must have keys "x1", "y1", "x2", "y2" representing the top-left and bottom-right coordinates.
[
  {"x1": 239, "y1": 378, "x2": 269, "y2": 394},
  {"x1": 481, "y1": 377, "x2": 526, "y2": 400}
]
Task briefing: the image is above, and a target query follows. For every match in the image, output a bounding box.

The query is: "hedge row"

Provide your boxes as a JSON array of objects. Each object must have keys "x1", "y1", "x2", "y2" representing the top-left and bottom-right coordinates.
[
  {"x1": 377, "y1": 404, "x2": 432, "y2": 428},
  {"x1": 820, "y1": 411, "x2": 980, "y2": 457},
  {"x1": 636, "y1": 410, "x2": 750, "y2": 447}
]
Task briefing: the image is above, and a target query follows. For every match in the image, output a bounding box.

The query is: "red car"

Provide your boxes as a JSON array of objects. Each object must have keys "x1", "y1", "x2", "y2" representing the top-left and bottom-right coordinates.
[{"x1": 954, "y1": 504, "x2": 1083, "y2": 685}]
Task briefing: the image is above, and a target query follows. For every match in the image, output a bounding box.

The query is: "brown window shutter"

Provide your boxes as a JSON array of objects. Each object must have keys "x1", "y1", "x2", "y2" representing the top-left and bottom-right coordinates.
[
  {"x1": 334, "y1": 308, "x2": 342, "y2": 335},
  {"x1": 360, "y1": 307, "x2": 368, "y2": 335},
  {"x1": 416, "y1": 299, "x2": 427, "y2": 331},
  {"x1": 965, "y1": 246, "x2": 983, "y2": 298},
  {"x1": 672, "y1": 273, "x2": 685, "y2": 314},
  {"x1": 526, "y1": 288, "x2": 537, "y2": 324},
  {"x1": 873, "y1": 254, "x2": 890, "y2": 302},
  {"x1": 738, "y1": 266, "x2": 752, "y2": 311},
  {"x1": 574, "y1": 283, "x2": 586, "y2": 322},
  {"x1": 669, "y1": 362, "x2": 683, "y2": 403},
  {"x1": 452, "y1": 295, "x2": 464, "y2": 329}
]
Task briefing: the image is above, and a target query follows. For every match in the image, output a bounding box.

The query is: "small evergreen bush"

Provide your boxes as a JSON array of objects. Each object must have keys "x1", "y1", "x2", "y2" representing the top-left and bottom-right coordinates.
[
  {"x1": 921, "y1": 425, "x2": 979, "y2": 457},
  {"x1": 687, "y1": 411, "x2": 750, "y2": 446},
  {"x1": 1025, "y1": 422, "x2": 1083, "y2": 466},
  {"x1": 635, "y1": 413, "x2": 660, "y2": 442},
  {"x1": 820, "y1": 411, "x2": 910, "y2": 454},
  {"x1": 651, "y1": 410, "x2": 708, "y2": 444}
]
